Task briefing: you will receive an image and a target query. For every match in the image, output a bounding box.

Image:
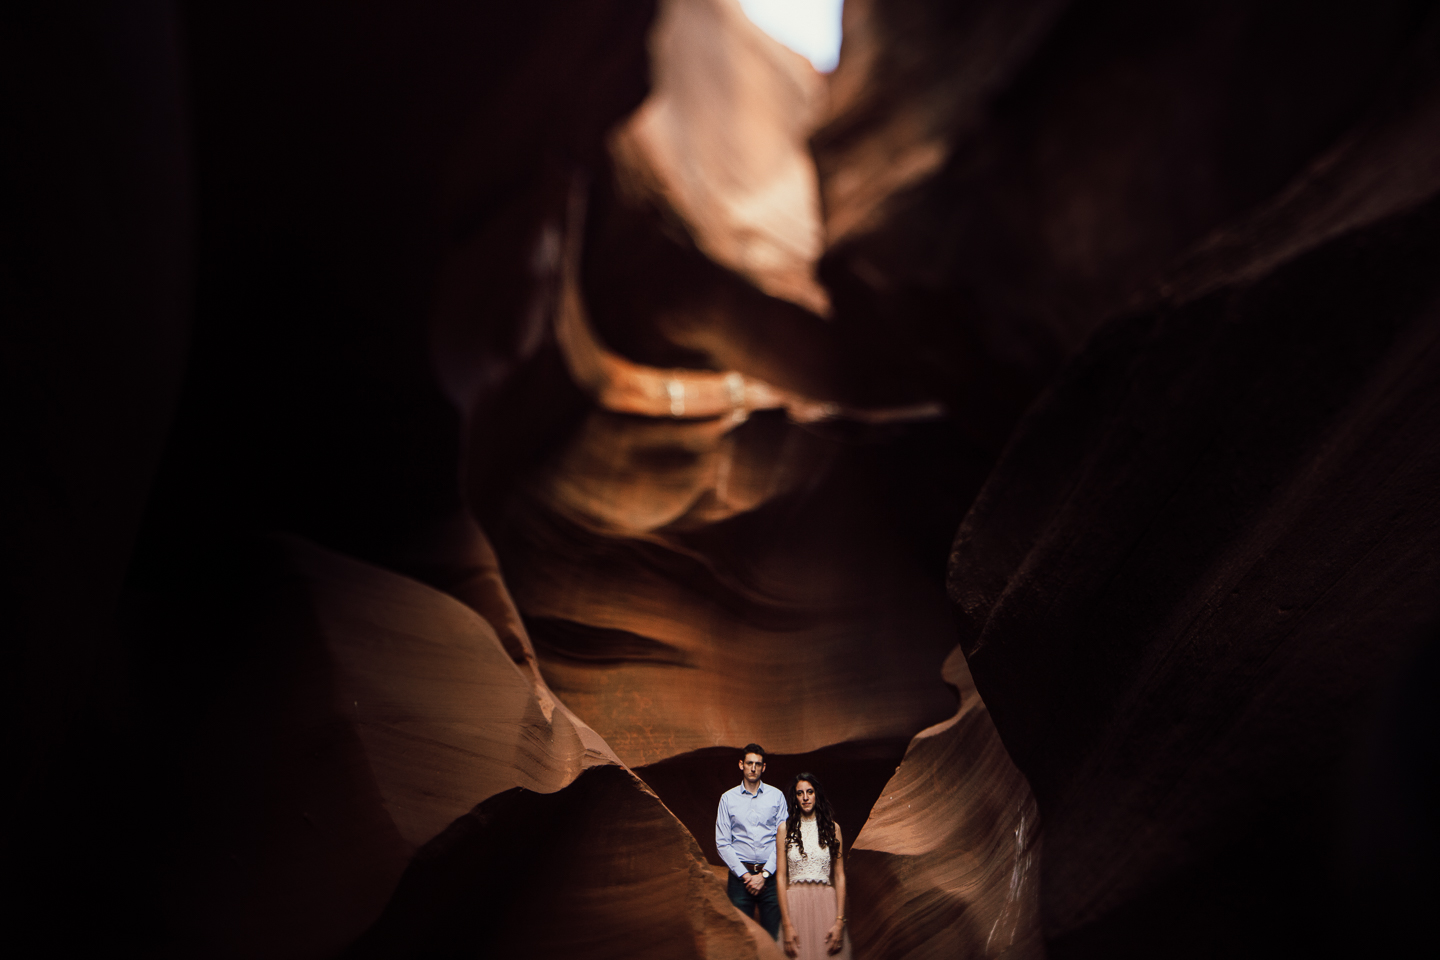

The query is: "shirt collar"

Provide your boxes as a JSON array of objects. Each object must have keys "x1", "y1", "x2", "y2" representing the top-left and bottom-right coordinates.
[{"x1": 740, "y1": 780, "x2": 765, "y2": 798}]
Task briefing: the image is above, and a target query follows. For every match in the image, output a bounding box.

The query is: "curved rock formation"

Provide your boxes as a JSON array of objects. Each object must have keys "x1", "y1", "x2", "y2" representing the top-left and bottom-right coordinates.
[
  {"x1": 147, "y1": 533, "x2": 782, "y2": 958},
  {"x1": 847, "y1": 648, "x2": 1041, "y2": 960},
  {"x1": 491, "y1": 409, "x2": 962, "y2": 766},
  {"x1": 949, "y1": 18, "x2": 1440, "y2": 955},
  {"x1": 616, "y1": 0, "x2": 832, "y2": 316},
  {"x1": 158, "y1": 535, "x2": 614, "y2": 956},
  {"x1": 348, "y1": 765, "x2": 785, "y2": 960}
]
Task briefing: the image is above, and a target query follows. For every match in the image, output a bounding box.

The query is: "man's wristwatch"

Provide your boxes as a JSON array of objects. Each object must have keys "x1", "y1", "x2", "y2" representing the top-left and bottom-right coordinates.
[{"x1": 761, "y1": 869, "x2": 771, "y2": 879}]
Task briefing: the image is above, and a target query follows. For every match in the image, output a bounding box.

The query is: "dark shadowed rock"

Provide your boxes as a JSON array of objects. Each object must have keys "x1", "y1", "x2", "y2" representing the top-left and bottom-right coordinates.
[
  {"x1": 815, "y1": 0, "x2": 1430, "y2": 446},
  {"x1": 948, "y1": 20, "x2": 1440, "y2": 955},
  {"x1": 1, "y1": 0, "x2": 191, "y2": 913}
]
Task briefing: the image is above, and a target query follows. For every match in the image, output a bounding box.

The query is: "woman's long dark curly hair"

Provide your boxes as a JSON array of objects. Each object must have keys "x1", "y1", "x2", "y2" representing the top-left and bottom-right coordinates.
[{"x1": 785, "y1": 772, "x2": 839, "y2": 859}]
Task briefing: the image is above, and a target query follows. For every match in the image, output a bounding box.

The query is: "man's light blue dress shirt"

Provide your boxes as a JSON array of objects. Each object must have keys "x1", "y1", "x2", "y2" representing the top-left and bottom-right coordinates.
[{"x1": 716, "y1": 781, "x2": 789, "y2": 879}]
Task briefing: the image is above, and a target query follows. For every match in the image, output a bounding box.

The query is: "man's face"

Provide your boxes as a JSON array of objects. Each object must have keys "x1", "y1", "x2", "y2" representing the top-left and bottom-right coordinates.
[{"x1": 739, "y1": 753, "x2": 765, "y2": 787}]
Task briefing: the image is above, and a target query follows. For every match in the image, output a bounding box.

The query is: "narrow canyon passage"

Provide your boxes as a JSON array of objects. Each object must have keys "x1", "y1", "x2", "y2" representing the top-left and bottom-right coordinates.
[
  {"x1": 6, "y1": 1, "x2": 1440, "y2": 958},
  {"x1": 466, "y1": 4, "x2": 1041, "y2": 954}
]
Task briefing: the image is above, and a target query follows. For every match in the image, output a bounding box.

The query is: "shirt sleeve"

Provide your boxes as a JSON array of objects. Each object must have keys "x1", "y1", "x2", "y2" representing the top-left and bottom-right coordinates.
[
  {"x1": 716, "y1": 793, "x2": 747, "y2": 879},
  {"x1": 762, "y1": 792, "x2": 788, "y2": 875}
]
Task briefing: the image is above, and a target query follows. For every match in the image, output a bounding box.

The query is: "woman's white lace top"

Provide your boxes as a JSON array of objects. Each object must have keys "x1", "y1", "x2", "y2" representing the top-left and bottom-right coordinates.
[{"x1": 786, "y1": 818, "x2": 832, "y2": 884}]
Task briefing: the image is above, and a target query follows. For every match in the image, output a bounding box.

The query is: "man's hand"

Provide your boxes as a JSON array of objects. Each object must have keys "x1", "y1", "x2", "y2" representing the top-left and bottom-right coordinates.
[{"x1": 743, "y1": 871, "x2": 765, "y2": 895}]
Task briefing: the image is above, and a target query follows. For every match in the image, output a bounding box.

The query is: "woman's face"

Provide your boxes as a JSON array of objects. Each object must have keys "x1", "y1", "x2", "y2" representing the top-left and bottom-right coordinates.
[{"x1": 794, "y1": 780, "x2": 816, "y2": 815}]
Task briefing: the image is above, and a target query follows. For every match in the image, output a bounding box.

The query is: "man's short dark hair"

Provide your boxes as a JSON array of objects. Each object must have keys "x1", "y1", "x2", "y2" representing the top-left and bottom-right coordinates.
[{"x1": 742, "y1": 743, "x2": 767, "y2": 761}]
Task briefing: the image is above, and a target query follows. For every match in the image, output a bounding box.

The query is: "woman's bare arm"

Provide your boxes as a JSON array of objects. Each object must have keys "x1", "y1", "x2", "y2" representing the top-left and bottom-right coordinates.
[
  {"x1": 828, "y1": 823, "x2": 847, "y2": 954},
  {"x1": 777, "y1": 822, "x2": 798, "y2": 957}
]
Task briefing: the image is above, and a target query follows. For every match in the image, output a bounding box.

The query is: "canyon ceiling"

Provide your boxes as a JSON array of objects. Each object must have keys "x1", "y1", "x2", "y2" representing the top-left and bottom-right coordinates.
[{"x1": 5, "y1": 0, "x2": 1439, "y2": 957}]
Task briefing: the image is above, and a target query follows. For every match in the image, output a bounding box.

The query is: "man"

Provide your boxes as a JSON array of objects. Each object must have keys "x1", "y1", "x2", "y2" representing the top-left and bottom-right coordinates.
[{"x1": 715, "y1": 743, "x2": 789, "y2": 938}]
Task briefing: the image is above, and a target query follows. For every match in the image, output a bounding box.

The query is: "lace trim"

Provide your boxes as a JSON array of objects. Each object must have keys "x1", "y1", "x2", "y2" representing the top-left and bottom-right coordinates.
[{"x1": 786, "y1": 818, "x2": 832, "y2": 884}]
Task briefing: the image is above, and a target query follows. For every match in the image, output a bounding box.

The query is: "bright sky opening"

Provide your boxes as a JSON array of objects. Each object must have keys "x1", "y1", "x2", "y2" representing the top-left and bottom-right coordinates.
[{"x1": 738, "y1": 0, "x2": 845, "y2": 73}]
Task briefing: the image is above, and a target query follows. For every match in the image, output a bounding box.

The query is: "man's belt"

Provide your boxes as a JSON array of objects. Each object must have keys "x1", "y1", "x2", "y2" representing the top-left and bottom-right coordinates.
[{"x1": 742, "y1": 862, "x2": 766, "y2": 874}]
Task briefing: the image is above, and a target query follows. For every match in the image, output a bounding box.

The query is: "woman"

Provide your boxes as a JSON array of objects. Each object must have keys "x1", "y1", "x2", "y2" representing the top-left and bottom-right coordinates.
[{"x1": 776, "y1": 773, "x2": 851, "y2": 959}]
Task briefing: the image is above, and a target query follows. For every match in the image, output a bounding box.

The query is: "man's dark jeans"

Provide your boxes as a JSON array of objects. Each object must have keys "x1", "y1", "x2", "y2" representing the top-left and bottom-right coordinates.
[{"x1": 727, "y1": 871, "x2": 781, "y2": 938}]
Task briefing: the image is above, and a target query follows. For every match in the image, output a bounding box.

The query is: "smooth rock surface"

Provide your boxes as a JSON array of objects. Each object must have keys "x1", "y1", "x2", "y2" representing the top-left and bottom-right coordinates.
[{"x1": 617, "y1": 0, "x2": 832, "y2": 315}]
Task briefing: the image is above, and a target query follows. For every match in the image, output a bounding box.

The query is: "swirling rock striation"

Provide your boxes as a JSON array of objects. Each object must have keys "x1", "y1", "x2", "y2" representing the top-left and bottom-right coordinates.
[
  {"x1": 846, "y1": 648, "x2": 1042, "y2": 960},
  {"x1": 491, "y1": 411, "x2": 963, "y2": 768}
]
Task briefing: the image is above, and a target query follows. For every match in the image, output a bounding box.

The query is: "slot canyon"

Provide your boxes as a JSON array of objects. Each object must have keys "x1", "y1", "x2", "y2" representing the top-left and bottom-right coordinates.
[{"x1": 5, "y1": 0, "x2": 1440, "y2": 957}]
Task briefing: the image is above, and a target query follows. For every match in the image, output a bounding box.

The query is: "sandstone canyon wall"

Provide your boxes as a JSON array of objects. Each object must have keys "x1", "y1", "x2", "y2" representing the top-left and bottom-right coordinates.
[{"x1": 4, "y1": 1, "x2": 1438, "y2": 958}]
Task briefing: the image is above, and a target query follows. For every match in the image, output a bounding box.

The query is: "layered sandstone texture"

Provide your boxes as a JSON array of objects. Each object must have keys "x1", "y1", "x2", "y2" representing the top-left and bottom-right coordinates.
[{"x1": 6, "y1": 0, "x2": 1439, "y2": 958}]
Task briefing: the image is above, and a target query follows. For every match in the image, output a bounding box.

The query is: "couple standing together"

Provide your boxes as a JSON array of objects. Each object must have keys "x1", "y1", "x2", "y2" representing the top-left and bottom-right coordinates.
[{"x1": 715, "y1": 744, "x2": 852, "y2": 959}]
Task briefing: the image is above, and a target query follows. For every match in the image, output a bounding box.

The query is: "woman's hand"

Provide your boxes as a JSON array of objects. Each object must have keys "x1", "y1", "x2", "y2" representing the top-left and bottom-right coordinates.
[
  {"x1": 782, "y1": 922, "x2": 799, "y2": 958},
  {"x1": 825, "y1": 920, "x2": 845, "y2": 955}
]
